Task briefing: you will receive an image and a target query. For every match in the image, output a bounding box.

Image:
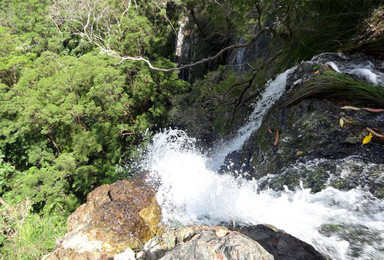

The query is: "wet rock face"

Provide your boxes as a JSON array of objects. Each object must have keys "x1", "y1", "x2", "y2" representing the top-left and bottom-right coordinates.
[
  {"x1": 136, "y1": 226, "x2": 274, "y2": 260},
  {"x1": 46, "y1": 176, "x2": 162, "y2": 259},
  {"x1": 236, "y1": 225, "x2": 326, "y2": 260},
  {"x1": 223, "y1": 57, "x2": 384, "y2": 195}
]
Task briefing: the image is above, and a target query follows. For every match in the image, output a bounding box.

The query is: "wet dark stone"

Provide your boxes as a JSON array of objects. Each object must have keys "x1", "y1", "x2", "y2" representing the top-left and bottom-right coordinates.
[
  {"x1": 236, "y1": 225, "x2": 327, "y2": 260},
  {"x1": 222, "y1": 54, "x2": 384, "y2": 196}
]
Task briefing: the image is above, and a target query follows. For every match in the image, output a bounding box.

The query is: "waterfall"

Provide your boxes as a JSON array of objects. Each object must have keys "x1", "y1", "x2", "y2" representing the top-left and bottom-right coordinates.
[
  {"x1": 140, "y1": 53, "x2": 384, "y2": 260},
  {"x1": 175, "y1": 16, "x2": 189, "y2": 58},
  {"x1": 209, "y1": 66, "x2": 296, "y2": 169}
]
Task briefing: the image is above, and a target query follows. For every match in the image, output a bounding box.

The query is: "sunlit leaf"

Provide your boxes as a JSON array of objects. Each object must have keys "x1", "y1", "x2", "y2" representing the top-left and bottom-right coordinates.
[
  {"x1": 339, "y1": 118, "x2": 344, "y2": 127},
  {"x1": 362, "y1": 133, "x2": 373, "y2": 144}
]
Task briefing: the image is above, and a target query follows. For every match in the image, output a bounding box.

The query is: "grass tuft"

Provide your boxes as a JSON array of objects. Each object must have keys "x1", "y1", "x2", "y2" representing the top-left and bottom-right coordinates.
[
  {"x1": 0, "y1": 199, "x2": 67, "y2": 260},
  {"x1": 282, "y1": 69, "x2": 384, "y2": 107}
]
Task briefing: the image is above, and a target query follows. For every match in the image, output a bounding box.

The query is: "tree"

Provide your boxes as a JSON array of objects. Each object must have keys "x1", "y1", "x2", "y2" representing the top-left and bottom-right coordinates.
[
  {"x1": 0, "y1": 50, "x2": 188, "y2": 212},
  {"x1": 49, "y1": 0, "x2": 272, "y2": 71},
  {"x1": 0, "y1": 27, "x2": 34, "y2": 88}
]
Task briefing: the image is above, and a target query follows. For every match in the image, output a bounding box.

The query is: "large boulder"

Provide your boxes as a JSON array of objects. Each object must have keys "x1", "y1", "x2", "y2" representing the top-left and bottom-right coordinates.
[
  {"x1": 46, "y1": 175, "x2": 162, "y2": 259},
  {"x1": 134, "y1": 225, "x2": 274, "y2": 260}
]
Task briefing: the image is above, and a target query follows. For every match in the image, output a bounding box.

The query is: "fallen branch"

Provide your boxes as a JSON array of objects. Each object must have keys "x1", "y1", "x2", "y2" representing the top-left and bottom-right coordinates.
[{"x1": 220, "y1": 49, "x2": 282, "y2": 105}]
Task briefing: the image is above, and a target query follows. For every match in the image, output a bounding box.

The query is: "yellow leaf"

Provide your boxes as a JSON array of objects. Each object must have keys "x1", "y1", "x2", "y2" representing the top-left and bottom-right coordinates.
[
  {"x1": 339, "y1": 118, "x2": 344, "y2": 127},
  {"x1": 362, "y1": 133, "x2": 373, "y2": 144},
  {"x1": 341, "y1": 106, "x2": 361, "y2": 111},
  {"x1": 296, "y1": 151, "x2": 303, "y2": 156},
  {"x1": 315, "y1": 70, "x2": 320, "y2": 74}
]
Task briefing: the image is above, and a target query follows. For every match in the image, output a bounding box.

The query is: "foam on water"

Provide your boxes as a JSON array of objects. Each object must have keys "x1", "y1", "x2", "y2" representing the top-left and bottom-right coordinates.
[
  {"x1": 142, "y1": 129, "x2": 384, "y2": 260},
  {"x1": 312, "y1": 52, "x2": 384, "y2": 85},
  {"x1": 139, "y1": 54, "x2": 384, "y2": 259}
]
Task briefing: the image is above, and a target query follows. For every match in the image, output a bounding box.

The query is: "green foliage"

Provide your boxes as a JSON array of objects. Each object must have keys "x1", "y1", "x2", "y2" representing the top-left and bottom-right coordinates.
[
  {"x1": 0, "y1": 1, "x2": 189, "y2": 229},
  {"x1": 0, "y1": 152, "x2": 19, "y2": 196},
  {"x1": 0, "y1": 199, "x2": 67, "y2": 259},
  {"x1": 0, "y1": 51, "x2": 188, "y2": 213},
  {"x1": 268, "y1": 0, "x2": 379, "y2": 67},
  {"x1": 0, "y1": 27, "x2": 35, "y2": 87},
  {"x1": 0, "y1": 0, "x2": 62, "y2": 55}
]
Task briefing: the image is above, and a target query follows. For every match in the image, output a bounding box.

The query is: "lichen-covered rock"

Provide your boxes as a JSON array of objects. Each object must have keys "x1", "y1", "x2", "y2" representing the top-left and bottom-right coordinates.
[
  {"x1": 136, "y1": 226, "x2": 274, "y2": 260},
  {"x1": 46, "y1": 175, "x2": 162, "y2": 259}
]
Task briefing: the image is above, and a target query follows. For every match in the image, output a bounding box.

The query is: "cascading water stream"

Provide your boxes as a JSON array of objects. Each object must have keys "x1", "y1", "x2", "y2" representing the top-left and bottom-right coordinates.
[
  {"x1": 312, "y1": 52, "x2": 384, "y2": 86},
  {"x1": 209, "y1": 66, "x2": 296, "y2": 169},
  {"x1": 175, "y1": 16, "x2": 189, "y2": 58},
  {"x1": 140, "y1": 53, "x2": 384, "y2": 259}
]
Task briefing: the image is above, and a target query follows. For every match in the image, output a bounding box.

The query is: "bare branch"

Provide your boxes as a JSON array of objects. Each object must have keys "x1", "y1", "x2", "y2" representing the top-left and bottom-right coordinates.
[
  {"x1": 150, "y1": 0, "x2": 178, "y2": 37},
  {"x1": 120, "y1": 0, "x2": 132, "y2": 25}
]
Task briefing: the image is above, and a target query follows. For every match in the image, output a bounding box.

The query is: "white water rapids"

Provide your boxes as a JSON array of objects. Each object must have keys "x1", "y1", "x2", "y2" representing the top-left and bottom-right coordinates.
[{"x1": 139, "y1": 54, "x2": 384, "y2": 259}]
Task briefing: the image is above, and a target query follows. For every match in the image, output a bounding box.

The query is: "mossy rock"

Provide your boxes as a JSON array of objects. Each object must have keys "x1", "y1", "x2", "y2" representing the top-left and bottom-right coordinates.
[{"x1": 222, "y1": 58, "x2": 384, "y2": 196}]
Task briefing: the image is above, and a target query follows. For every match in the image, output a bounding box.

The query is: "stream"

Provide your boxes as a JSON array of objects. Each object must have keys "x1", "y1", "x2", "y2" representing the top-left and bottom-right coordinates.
[{"x1": 140, "y1": 53, "x2": 384, "y2": 260}]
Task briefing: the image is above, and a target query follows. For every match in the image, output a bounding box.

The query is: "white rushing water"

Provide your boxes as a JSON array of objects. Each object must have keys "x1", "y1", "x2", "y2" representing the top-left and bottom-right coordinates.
[
  {"x1": 175, "y1": 16, "x2": 189, "y2": 58},
  {"x1": 312, "y1": 52, "x2": 384, "y2": 86},
  {"x1": 142, "y1": 130, "x2": 384, "y2": 260},
  {"x1": 209, "y1": 66, "x2": 296, "y2": 169},
  {"x1": 140, "y1": 54, "x2": 384, "y2": 259}
]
